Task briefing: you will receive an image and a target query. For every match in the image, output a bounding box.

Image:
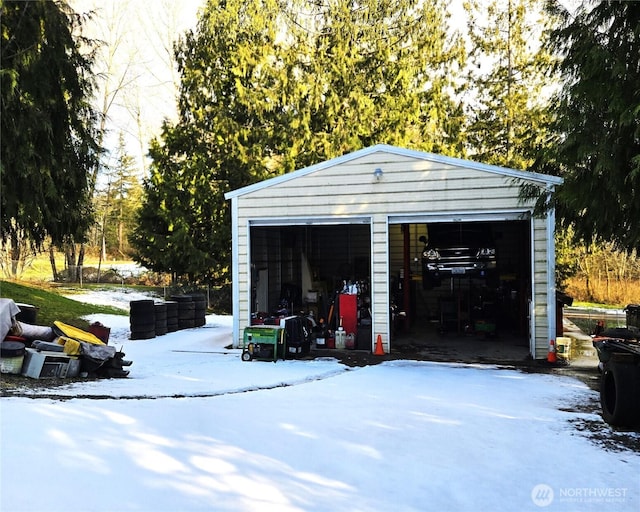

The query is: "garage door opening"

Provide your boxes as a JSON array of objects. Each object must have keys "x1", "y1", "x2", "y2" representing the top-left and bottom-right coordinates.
[
  {"x1": 389, "y1": 219, "x2": 531, "y2": 359},
  {"x1": 249, "y1": 223, "x2": 373, "y2": 349}
]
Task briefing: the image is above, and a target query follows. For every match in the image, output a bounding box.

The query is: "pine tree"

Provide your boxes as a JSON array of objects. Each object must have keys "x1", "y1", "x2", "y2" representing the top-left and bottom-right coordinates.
[
  {"x1": 1, "y1": 0, "x2": 99, "y2": 265},
  {"x1": 103, "y1": 134, "x2": 141, "y2": 258},
  {"x1": 542, "y1": 0, "x2": 640, "y2": 251},
  {"x1": 130, "y1": 0, "x2": 465, "y2": 283},
  {"x1": 464, "y1": 0, "x2": 553, "y2": 169}
]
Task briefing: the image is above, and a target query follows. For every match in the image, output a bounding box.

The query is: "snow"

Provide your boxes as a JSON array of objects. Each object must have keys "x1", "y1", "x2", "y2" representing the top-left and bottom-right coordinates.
[{"x1": 2, "y1": 290, "x2": 639, "y2": 512}]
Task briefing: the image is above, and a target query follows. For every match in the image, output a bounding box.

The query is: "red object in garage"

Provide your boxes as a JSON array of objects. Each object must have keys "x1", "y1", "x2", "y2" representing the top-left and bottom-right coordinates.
[
  {"x1": 339, "y1": 294, "x2": 358, "y2": 335},
  {"x1": 556, "y1": 291, "x2": 574, "y2": 337}
]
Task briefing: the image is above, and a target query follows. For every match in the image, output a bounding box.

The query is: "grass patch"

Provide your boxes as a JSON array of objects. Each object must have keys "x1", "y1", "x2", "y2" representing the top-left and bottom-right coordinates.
[
  {"x1": 0, "y1": 280, "x2": 127, "y2": 330},
  {"x1": 572, "y1": 301, "x2": 624, "y2": 310}
]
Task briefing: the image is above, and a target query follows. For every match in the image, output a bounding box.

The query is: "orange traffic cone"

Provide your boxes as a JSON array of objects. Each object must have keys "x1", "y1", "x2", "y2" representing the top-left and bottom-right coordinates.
[
  {"x1": 374, "y1": 334, "x2": 385, "y2": 356},
  {"x1": 547, "y1": 339, "x2": 557, "y2": 363}
]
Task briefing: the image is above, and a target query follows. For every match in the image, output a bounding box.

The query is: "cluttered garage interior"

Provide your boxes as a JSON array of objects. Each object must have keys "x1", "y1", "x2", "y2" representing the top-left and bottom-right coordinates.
[{"x1": 248, "y1": 217, "x2": 532, "y2": 354}]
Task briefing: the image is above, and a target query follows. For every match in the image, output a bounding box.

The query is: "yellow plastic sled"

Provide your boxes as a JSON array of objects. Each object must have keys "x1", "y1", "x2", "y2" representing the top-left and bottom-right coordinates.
[{"x1": 53, "y1": 321, "x2": 106, "y2": 346}]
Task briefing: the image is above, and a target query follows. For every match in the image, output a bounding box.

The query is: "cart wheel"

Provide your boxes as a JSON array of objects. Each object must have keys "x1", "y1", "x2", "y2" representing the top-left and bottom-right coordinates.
[{"x1": 241, "y1": 351, "x2": 252, "y2": 362}]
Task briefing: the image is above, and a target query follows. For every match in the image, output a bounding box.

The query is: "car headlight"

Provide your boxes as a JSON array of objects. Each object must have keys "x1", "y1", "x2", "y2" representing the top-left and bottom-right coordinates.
[
  {"x1": 423, "y1": 249, "x2": 440, "y2": 260},
  {"x1": 476, "y1": 248, "x2": 496, "y2": 257}
]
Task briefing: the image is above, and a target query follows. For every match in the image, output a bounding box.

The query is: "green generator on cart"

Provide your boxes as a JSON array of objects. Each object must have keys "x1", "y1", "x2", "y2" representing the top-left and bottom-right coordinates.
[{"x1": 241, "y1": 326, "x2": 285, "y2": 362}]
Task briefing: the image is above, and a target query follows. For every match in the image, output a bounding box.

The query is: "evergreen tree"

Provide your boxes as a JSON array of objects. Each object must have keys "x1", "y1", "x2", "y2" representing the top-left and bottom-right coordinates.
[
  {"x1": 0, "y1": 0, "x2": 99, "y2": 255},
  {"x1": 130, "y1": 0, "x2": 465, "y2": 282},
  {"x1": 100, "y1": 134, "x2": 140, "y2": 258},
  {"x1": 284, "y1": 0, "x2": 467, "y2": 167},
  {"x1": 541, "y1": 0, "x2": 640, "y2": 251},
  {"x1": 129, "y1": 122, "x2": 228, "y2": 283},
  {"x1": 464, "y1": 0, "x2": 553, "y2": 169},
  {"x1": 130, "y1": 0, "x2": 285, "y2": 283}
]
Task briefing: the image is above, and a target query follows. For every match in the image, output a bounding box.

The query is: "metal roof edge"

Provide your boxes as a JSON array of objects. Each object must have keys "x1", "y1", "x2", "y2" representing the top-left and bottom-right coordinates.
[
  {"x1": 224, "y1": 144, "x2": 563, "y2": 199},
  {"x1": 373, "y1": 144, "x2": 564, "y2": 186},
  {"x1": 224, "y1": 146, "x2": 380, "y2": 200}
]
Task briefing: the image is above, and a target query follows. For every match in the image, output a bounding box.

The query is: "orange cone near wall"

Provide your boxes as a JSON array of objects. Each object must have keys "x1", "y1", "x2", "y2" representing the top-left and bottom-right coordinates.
[
  {"x1": 374, "y1": 334, "x2": 385, "y2": 356},
  {"x1": 547, "y1": 339, "x2": 557, "y2": 363}
]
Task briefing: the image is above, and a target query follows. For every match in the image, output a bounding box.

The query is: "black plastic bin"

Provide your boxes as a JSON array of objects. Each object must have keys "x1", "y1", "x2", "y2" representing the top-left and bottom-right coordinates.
[{"x1": 15, "y1": 303, "x2": 38, "y2": 325}]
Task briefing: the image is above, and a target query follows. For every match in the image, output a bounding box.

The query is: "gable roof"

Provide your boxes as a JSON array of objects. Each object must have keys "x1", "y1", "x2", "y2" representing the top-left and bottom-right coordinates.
[{"x1": 224, "y1": 144, "x2": 563, "y2": 200}]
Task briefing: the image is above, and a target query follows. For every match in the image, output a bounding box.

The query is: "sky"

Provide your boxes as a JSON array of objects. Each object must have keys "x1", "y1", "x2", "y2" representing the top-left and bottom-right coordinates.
[
  {"x1": 68, "y1": 0, "x2": 204, "y2": 173},
  {"x1": 1, "y1": 289, "x2": 640, "y2": 512}
]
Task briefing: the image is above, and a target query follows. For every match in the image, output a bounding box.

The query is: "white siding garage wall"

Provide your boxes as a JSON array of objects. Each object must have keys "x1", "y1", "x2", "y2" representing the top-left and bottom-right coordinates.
[{"x1": 225, "y1": 145, "x2": 563, "y2": 359}]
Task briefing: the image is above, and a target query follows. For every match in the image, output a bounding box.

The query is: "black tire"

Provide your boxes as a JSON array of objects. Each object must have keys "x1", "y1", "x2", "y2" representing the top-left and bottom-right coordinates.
[
  {"x1": 179, "y1": 319, "x2": 196, "y2": 329},
  {"x1": 130, "y1": 329, "x2": 156, "y2": 340},
  {"x1": 241, "y1": 351, "x2": 252, "y2": 361},
  {"x1": 130, "y1": 304, "x2": 155, "y2": 329},
  {"x1": 130, "y1": 300, "x2": 155, "y2": 314},
  {"x1": 130, "y1": 321, "x2": 155, "y2": 333},
  {"x1": 154, "y1": 303, "x2": 167, "y2": 319},
  {"x1": 165, "y1": 301, "x2": 179, "y2": 318},
  {"x1": 600, "y1": 361, "x2": 640, "y2": 427},
  {"x1": 170, "y1": 294, "x2": 193, "y2": 303},
  {"x1": 178, "y1": 310, "x2": 195, "y2": 322},
  {"x1": 155, "y1": 315, "x2": 168, "y2": 334}
]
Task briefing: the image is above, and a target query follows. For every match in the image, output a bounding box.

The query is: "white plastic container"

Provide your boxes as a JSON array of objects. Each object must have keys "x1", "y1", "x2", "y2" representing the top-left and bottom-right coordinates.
[
  {"x1": 0, "y1": 341, "x2": 25, "y2": 374},
  {"x1": 556, "y1": 336, "x2": 572, "y2": 360},
  {"x1": 1, "y1": 355, "x2": 24, "y2": 374},
  {"x1": 22, "y1": 348, "x2": 72, "y2": 379}
]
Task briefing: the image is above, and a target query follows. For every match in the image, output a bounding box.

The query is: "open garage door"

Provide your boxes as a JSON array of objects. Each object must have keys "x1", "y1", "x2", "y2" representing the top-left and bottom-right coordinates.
[
  {"x1": 248, "y1": 219, "x2": 373, "y2": 350},
  {"x1": 388, "y1": 213, "x2": 532, "y2": 361}
]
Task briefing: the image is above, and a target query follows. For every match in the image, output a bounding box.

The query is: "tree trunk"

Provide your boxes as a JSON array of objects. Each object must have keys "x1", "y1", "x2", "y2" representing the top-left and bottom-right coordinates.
[
  {"x1": 63, "y1": 243, "x2": 86, "y2": 282},
  {"x1": 77, "y1": 244, "x2": 85, "y2": 283},
  {"x1": 49, "y1": 245, "x2": 59, "y2": 281},
  {"x1": 9, "y1": 232, "x2": 21, "y2": 278},
  {"x1": 97, "y1": 232, "x2": 104, "y2": 284}
]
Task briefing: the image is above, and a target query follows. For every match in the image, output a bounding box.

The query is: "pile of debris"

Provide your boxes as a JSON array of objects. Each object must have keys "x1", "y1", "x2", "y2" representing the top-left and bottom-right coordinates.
[{"x1": 0, "y1": 299, "x2": 131, "y2": 380}]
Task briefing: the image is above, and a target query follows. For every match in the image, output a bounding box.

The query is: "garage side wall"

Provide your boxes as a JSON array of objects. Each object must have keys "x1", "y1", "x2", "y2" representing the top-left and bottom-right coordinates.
[
  {"x1": 230, "y1": 152, "x2": 554, "y2": 356},
  {"x1": 533, "y1": 217, "x2": 551, "y2": 358}
]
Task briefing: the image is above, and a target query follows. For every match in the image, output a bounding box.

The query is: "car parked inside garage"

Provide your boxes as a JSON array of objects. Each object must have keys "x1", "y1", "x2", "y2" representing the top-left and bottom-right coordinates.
[{"x1": 420, "y1": 222, "x2": 497, "y2": 289}]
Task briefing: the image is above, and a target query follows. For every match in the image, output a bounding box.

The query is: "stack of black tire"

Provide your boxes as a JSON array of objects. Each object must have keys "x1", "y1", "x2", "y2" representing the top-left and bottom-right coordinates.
[
  {"x1": 129, "y1": 300, "x2": 156, "y2": 340},
  {"x1": 171, "y1": 294, "x2": 196, "y2": 329},
  {"x1": 165, "y1": 301, "x2": 179, "y2": 332},
  {"x1": 154, "y1": 302, "x2": 168, "y2": 336},
  {"x1": 130, "y1": 294, "x2": 207, "y2": 340},
  {"x1": 191, "y1": 293, "x2": 207, "y2": 327}
]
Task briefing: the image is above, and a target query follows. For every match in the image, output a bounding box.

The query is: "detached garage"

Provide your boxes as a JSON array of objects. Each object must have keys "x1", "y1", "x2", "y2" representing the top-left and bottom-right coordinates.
[{"x1": 224, "y1": 145, "x2": 563, "y2": 360}]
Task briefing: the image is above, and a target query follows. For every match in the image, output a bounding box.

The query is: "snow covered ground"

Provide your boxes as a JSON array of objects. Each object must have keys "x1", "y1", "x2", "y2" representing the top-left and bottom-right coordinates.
[{"x1": 1, "y1": 290, "x2": 639, "y2": 512}]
